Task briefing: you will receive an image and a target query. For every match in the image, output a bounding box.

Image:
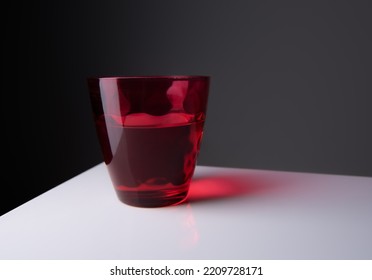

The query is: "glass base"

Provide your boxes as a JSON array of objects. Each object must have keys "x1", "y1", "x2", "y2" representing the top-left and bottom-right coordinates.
[{"x1": 114, "y1": 184, "x2": 189, "y2": 208}]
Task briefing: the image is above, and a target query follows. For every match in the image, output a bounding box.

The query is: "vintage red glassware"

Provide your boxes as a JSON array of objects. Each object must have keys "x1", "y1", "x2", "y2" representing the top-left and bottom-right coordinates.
[{"x1": 87, "y1": 76, "x2": 210, "y2": 207}]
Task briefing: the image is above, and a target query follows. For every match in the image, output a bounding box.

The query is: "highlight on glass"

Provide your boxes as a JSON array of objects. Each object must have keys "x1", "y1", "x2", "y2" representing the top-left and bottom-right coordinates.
[{"x1": 87, "y1": 76, "x2": 210, "y2": 207}]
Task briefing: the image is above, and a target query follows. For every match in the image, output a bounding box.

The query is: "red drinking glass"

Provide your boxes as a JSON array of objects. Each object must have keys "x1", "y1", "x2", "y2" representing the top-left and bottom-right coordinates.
[{"x1": 87, "y1": 76, "x2": 210, "y2": 207}]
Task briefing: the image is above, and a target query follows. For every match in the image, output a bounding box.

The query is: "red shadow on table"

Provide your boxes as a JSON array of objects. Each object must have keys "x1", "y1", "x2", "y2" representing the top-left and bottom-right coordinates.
[{"x1": 185, "y1": 168, "x2": 294, "y2": 204}]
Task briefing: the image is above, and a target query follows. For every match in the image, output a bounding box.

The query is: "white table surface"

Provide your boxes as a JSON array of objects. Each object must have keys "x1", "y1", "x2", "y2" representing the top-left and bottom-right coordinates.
[{"x1": 0, "y1": 163, "x2": 371, "y2": 260}]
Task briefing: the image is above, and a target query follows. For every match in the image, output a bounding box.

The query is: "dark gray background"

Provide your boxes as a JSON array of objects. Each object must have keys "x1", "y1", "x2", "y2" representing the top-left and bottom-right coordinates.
[{"x1": 2, "y1": 0, "x2": 371, "y2": 216}]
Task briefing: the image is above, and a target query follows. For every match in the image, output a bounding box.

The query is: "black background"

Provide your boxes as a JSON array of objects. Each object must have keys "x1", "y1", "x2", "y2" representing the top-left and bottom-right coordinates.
[{"x1": 2, "y1": 0, "x2": 371, "y2": 216}]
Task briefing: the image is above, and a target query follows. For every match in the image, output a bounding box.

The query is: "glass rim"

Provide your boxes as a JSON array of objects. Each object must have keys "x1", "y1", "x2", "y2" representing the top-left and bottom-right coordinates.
[{"x1": 87, "y1": 75, "x2": 210, "y2": 81}]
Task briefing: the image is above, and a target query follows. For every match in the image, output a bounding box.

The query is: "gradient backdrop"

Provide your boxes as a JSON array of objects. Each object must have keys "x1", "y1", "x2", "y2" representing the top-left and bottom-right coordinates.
[{"x1": 2, "y1": 0, "x2": 371, "y2": 216}]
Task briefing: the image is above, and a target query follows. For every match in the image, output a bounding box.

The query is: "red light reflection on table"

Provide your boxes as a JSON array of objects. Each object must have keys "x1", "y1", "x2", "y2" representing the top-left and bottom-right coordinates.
[
  {"x1": 180, "y1": 204, "x2": 199, "y2": 249},
  {"x1": 186, "y1": 171, "x2": 288, "y2": 204}
]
